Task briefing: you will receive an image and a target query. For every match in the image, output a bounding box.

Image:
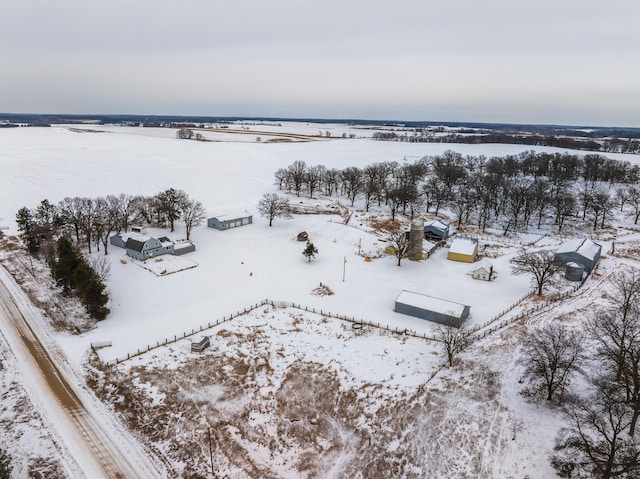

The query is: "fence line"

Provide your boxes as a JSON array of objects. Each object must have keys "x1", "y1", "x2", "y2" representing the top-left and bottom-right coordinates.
[
  {"x1": 104, "y1": 299, "x2": 443, "y2": 365},
  {"x1": 465, "y1": 279, "x2": 585, "y2": 346},
  {"x1": 104, "y1": 272, "x2": 590, "y2": 365}
]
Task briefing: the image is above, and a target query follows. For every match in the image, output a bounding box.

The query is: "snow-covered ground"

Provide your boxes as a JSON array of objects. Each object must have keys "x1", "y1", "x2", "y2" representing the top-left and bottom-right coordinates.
[{"x1": 1, "y1": 124, "x2": 640, "y2": 478}]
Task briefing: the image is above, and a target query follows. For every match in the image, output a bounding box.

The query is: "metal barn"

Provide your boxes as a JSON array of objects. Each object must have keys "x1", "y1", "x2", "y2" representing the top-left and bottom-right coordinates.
[
  {"x1": 394, "y1": 290, "x2": 470, "y2": 328},
  {"x1": 207, "y1": 211, "x2": 253, "y2": 230}
]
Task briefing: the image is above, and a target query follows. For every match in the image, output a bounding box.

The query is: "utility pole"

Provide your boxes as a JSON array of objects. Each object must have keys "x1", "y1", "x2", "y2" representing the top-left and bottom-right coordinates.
[
  {"x1": 342, "y1": 256, "x2": 347, "y2": 282},
  {"x1": 207, "y1": 426, "x2": 214, "y2": 476}
]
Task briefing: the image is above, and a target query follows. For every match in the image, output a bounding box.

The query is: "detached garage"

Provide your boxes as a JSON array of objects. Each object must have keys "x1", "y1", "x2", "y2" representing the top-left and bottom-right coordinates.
[
  {"x1": 394, "y1": 290, "x2": 470, "y2": 328},
  {"x1": 207, "y1": 211, "x2": 253, "y2": 230}
]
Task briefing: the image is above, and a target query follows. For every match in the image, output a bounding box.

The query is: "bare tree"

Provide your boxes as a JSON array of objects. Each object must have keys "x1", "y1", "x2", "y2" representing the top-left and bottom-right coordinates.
[
  {"x1": 589, "y1": 186, "x2": 615, "y2": 230},
  {"x1": 519, "y1": 324, "x2": 585, "y2": 402},
  {"x1": 176, "y1": 128, "x2": 193, "y2": 139},
  {"x1": 181, "y1": 199, "x2": 206, "y2": 240},
  {"x1": 340, "y1": 167, "x2": 362, "y2": 206},
  {"x1": 552, "y1": 379, "x2": 640, "y2": 479},
  {"x1": 155, "y1": 188, "x2": 188, "y2": 232},
  {"x1": 589, "y1": 270, "x2": 640, "y2": 435},
  {"x1": 552, "y1": 190, "x2": 576, "y2": 232},
  {"x1": 286, "y1": 161, "x2": 307, "y2": 196},
  {"x1": 383, "y1": 224, "x2": 415, "y2": 267},
  {"x1": 257, "y1": 193, "x2": 292, "y2": 227},
  {"x1": 511, "y1": 250, "x2": 560, "y2": 295},
  {"x1": 92, "y1": 196, "x2": 121, "y2": 255},
  {"x1": 321, "y1": 168, "x2": 340, "y2": 197},
  {"x1": 88, "y1": 255, "x2": 112, "y2": 283},
  {"x1": 79, "y1": 197, "x2": 97, "y2": 253},
  {"x1": 625, "y1": 186, "x2": 640, "y2": 224},
  {"x1": 435, "y1": 317, "x2": 471, "y2": 367},
  {"x1": 304, "y1": 165, "x2": 323, "y2": 199}
]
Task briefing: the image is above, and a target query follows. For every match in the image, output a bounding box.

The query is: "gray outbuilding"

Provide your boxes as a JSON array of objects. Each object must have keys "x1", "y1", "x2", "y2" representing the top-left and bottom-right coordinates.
[
  {"x1": 394, "y1": 290, "x2": 470, "y2": 328},
  {"x1": 554, "y1": 238, "x2": 602, "y2": 273},
  {"x1": 424, "y1": 219, "x2": 449, "y2": 242},
  {"x1": 207, "y1": 211, "x2": 253, "y2": 230}
]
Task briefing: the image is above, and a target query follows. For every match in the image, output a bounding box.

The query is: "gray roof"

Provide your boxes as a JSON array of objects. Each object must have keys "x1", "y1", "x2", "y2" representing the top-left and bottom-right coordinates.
[{"x1": 125, "y1": 238, "x2": 146, "y2": 252}]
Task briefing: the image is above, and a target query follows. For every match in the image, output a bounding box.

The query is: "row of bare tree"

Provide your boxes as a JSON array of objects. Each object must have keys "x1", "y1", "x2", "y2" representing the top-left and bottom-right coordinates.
[
  {"x1": 519, "y1": 269, "x2": 640, "y2": 478},
  {"x1": 275, "y1": 152, "x2": 640, "y2": 234},
  {"x1": 16, "y1": 188, "x2": 206, "y2": 257},
  {"x1": 372, "y1": 130, "x2": 640, "y2": 155}
]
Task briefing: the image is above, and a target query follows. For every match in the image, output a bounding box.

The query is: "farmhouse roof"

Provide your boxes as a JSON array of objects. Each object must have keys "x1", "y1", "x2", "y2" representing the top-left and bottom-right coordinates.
[
  {"x1": 396, "y1": 290, "x2": 468, "y2": 318},
  {"x1": 449, "y1": 237, "x2": 478, "y2": 256},
  {"x1": 157, "y1": 236, "x2": 173, "y2": 247},
  {"x1": 125, "y1": 238, "x2": 146, "y2": 252}
]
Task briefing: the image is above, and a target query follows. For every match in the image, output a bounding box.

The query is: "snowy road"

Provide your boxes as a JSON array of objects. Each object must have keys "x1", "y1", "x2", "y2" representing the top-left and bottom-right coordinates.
[{"x1": 0, "y1": 265, "x2": 166, "y2": 479}]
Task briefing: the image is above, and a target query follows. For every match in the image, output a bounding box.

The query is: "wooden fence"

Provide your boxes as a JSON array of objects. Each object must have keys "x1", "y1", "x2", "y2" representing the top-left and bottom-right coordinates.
[
  {"x1": 104, "y1": 272, "x2": 589, "y2": 365},
  {"x1": 105, "y1": 299, "x2": 442, "y2": 365}
]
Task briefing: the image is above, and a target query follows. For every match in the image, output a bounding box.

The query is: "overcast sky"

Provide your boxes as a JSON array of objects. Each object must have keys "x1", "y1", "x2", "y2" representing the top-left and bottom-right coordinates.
[{"x1": 1, "y1": 1, "x2": 638, "y2": 126}]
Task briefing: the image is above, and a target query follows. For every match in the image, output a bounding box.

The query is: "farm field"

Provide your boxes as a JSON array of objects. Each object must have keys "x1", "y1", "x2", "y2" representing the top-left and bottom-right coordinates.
[{"x1": 1, "y1": 123, "x2": 640, "y2": 477}]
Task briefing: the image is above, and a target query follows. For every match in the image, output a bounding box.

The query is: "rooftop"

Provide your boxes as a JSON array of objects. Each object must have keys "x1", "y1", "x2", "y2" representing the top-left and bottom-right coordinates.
[
  {"x1": 209, "y1": 211, "x2": 252, "y2": 221},
  {"x1": 449, "y1": 237, "x2": 478, "y2": 256},
  {"x1": 396, "y1": 290, "x2": 468, "y2": 318}
]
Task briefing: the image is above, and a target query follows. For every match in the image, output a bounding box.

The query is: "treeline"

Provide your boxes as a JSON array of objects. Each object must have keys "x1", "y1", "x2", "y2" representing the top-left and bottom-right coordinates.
[
  {"x1": 274, "y1": 150, "x2": 640, "y2": 233},
  {"x1": 518, "y1": 270, "x2": 640, "y2": 478},
  {"x1": 16, "y1": 188, "x2": 206, "y2": 257},
  {"x1": 372, "y1": 131, "x2": 640, "y2": 154},
  {"x1": 15, "y1": 188, "x2": 205, "y2": 321}
]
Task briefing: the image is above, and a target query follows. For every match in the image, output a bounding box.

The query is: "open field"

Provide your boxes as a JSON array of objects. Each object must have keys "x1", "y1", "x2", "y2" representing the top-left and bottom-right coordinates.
[{"x1": 2, "y1": 123, "x2": 640, "y2": 477}]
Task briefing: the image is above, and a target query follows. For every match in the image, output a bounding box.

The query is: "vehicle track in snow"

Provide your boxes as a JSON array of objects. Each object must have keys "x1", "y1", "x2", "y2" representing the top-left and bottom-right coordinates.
[{"x1": 0, "y1": 266, "x2": 161, "y2": 478}]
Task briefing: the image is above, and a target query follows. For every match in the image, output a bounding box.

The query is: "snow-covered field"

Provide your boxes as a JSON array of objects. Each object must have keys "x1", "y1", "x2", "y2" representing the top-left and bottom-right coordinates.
[{"x1": 1, "y1": 124, "x2": 640, "y2": 477}]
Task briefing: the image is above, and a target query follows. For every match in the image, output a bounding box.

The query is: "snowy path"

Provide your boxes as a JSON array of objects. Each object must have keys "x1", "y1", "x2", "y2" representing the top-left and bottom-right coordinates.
[{"x1": 0, "y1": 265, "x2": 167, "y2": 478}]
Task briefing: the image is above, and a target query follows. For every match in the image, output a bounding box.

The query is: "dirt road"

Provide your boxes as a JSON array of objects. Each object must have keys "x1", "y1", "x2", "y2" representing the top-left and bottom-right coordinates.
[{"x1": 0, "y1": 266, "x2": 162, "y2": 478}]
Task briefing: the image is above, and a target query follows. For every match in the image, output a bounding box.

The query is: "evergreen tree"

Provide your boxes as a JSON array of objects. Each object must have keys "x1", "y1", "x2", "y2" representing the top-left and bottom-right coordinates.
[
  {"x1": 74, "y1": 261, "x2": 110, "y2": 321},
  {"x1": 303, "y1": 241, "x2": 318, "y2": 262},
  {"x1": 15, "y1": 206, "x2": 39, "y2": 253},
  {"x1": 53, "y1": 237, "x2": 110, "y2": 320},
  {"x1": 0, "y1": 448, "x2": 12, "y2": 479},
  {"x1": 54, "y1": 237, "x2": 81, "y2": 294}
]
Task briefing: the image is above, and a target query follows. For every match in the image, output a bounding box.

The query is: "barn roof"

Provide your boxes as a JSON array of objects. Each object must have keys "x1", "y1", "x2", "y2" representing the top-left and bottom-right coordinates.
[
  {"x1": 449, "y1": 237, "x2": 478, "y2": 256},
  {"x1": 557, "y1": 238, "x2": 601, "y2": 261},
  {"x1": 395, "y1": 290, "x2": 467, "y2": 318},
  {"x1": 424, "y1": 219, "x2": 449, "y2": 231}
]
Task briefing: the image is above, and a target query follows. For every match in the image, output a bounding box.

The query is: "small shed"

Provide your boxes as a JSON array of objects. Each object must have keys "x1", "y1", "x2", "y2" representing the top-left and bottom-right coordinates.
[
  {"x1": 207, "y1": 211, "x2": 253, "y2": 230},
  {"x1": 424, "y1": 220, "x2": 449, "y2": 242},
  {"x1": 394, "y1": 290, "x2": 470, "y2": 328},
  {"x1": 472, "y1": 260, "x2": 494, "y2": 281},
  {"x1": 447, "y1": 237, "x2": 478, "y2": 263},
  {"x1": 565, "y1": 262, "x2": 585, "y2": 282},
  {"x1": 554, "y1": 238, "x2": 602, "y2": 273},
  {"x1": 422, "y1": 240, "x2": 439, "y2": 259}
]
